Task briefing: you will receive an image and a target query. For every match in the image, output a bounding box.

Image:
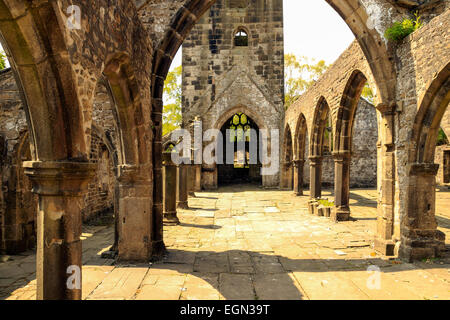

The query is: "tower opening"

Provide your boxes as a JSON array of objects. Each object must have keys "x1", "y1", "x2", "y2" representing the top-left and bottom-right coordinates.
[
  {"x1": 234, "y1": 29, "x2": 249, "y2": 47},
  {"x1": 218, "y1": 112, "x2": 262, "y2": 186}
]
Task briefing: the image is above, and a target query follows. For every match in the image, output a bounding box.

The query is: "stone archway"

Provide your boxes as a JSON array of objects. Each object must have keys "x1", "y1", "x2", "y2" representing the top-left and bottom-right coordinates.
[
  {"x1": 147, "y1": 0, "x2": 401, "y2": 261},
  {"x1": 103, "y1": 53, "x2": 156, "y2": 260},
  {"x1": 217, "y1": 112, "x2": 262, "y2": 187},
  {"x1": 209, "y1": 105, "x2": 268, "y2": 188},
  {"x1": 309, "y1": 97, "x2": 330, "y2": 199},
  {"x1": 402, "y1": 62, "x2": 450, "y2": 261},
  {"x1": 333, "y1": 70, "x2": 369, "y2": 222},
  {"x1": 281, "y1": 125, "x2": 294, "y2": 190},
  {"x1": 0, "y1": 1, "x2": 97, "y2": 300},
  {"x1": 2, "y1": 131, "x2": 37, "y2": 255},
  {"x1": 293, "y1": 113, "x2": 308, "y2": 196}
]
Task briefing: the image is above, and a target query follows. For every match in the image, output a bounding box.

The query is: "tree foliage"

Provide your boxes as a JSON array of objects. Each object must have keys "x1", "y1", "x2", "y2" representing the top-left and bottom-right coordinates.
[
  {"x1": 163, "y1": 65, "x2": 182, "y2": 136},
  {"x1": 284, "y1": 54, "x2": 328, "y2": 109},
  {"x1": 0, "y1": 50, "x2": 6, "y2": 70},
  {"x1": 361, "y1": 83, "x2": 374, "y2": 104}
]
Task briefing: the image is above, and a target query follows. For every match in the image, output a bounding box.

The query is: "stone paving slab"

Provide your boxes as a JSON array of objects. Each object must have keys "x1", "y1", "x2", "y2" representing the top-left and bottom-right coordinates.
[{"x1": 1, "y1": 185, "x2": 449, "y2": 300}]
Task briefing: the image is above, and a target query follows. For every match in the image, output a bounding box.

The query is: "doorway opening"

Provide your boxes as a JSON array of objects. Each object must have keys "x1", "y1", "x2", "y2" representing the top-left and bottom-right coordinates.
[{"x1": 218, "y1": 112, "x2": 262, "y2": 186}]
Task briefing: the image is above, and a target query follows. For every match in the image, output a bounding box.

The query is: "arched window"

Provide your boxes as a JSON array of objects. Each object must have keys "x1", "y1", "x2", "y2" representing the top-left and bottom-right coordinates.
[
  {"x1": 234, "y1": 29, "x2": 248, "y2": 47},
  {"x1": 228, "y1": 112, "x2": 253, "y2": 143}
]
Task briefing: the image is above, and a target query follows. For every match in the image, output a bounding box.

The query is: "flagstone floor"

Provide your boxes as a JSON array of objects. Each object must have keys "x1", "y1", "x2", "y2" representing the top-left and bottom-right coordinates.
[{"x1": 1, "y1": 185, "x2": 449, "y2": 300}]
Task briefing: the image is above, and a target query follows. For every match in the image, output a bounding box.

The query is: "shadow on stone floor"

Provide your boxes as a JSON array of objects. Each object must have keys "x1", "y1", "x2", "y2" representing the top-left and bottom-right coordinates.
[
  {"x1": 192, "y1": 196, "x2": 219, "y2": 200},
  {"x1": 179, "y1": 222, "x2": 221, "y2": 230},
  {"x1": 130, "y1": 247, "x2": 450, "y2": 300}
]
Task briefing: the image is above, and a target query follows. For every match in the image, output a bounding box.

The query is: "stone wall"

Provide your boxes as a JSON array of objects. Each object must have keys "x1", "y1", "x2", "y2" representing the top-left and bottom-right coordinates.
[
  {"x1": 0, "y1": 68, "x2": 118, "y2": 253},
  {"x1": 181, "y1": 0, "x2": 285, "y2": 188},
  {"x1": 394, "y1": 8, "x2": 450, "y2": 239},
  {"x1": 300, "y1": 97, "x2": 378, "y2": 188}
]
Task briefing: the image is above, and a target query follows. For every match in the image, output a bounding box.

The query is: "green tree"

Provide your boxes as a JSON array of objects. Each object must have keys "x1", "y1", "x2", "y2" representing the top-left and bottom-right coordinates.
[
  {"x1": 361, "y1": 83, "x2": 375, "y2": 104},
  {"x1": 0, "y1": 50, "x2": 6, "y2": 70},
  {"x1": 163, "y1": 65, "x2": 182, "y2": 136},
  {"x1": 285, "y1": 54, "x2": 328, "y2": 109}
]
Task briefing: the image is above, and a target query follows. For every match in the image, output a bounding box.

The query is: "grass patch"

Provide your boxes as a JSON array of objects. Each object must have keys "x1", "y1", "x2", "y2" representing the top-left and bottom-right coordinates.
[{"x1": 318, "y1": 199, "x2": 334, "y2": 207}]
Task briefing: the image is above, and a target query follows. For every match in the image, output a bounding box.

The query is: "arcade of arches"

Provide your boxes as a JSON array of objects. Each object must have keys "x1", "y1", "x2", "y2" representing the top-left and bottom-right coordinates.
[{"x1": 0, "y1": 0, "x2": 449, "y2": 300}]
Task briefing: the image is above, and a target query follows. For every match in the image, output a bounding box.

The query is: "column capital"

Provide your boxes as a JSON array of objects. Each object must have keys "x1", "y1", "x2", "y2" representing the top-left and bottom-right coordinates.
[
  {"x1": 162, "y1": 152, "x2": 177, "y2": 167},
  {"x1": 292, "y1": 159, "x2": 305, "y2": 167},
  {"x1": 117, "y1": 164, "x2": 152, "y2": 184},
  {"x1": 376, "y1": 103, "x2": 396, "y2": 115},
  {"x1": 332, "y1": 151, "x2": 352, "y2": 161},
  {"x1": 282, "y1": 160, "x2": 293, "y2": 166},
  {"x1": 308, "y1": 155, "x2": 323, "y2": 164},
  {"x1": 23, "y1": 161, "x2": 96, "y2": 196},
  {"x1": 408, "y1": 163, "x2": 440, "y2": 176}
]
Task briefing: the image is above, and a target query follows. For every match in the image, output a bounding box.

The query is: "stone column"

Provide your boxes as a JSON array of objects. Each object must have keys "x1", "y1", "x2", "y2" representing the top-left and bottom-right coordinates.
[
  {"x1": 192, "y1": 117, "x2": 203, "y2": 192},
  {"x1": 187, "y1": 164, "x2": 196, "y2": 196},
  {"x1": 332, "y1": 151, "x2": 351, "y2": 221},
  {"x1": 374, "y1": 104, "x2": 396, "y2": 256},
  {"x1": 293, "y1": 159, "x2": 305, "y2": 196},
  {"x1": 151, "y1": 96, "x2": 168, "y2": 258},
  {"x1": 23, "y1": 161, "x2": 95, "y2": 300},
  {"x1": 163, "y1": 153, "x2": 179, "y2": 225},
  {"x1": 399, "y1": 163, "x2": 445, "y2": 261},
  {"x1": 116, "y1": 165, "x2": 154, "y2": 261},
  {"x1": 177, "y1": 159, "x2": 189, "y2": 209},
  {"x1": 309, "y1": 156, "x2": 323, "y2": 199}
]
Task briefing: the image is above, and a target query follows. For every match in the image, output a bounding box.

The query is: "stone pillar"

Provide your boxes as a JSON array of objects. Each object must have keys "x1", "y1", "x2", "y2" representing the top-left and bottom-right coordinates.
[
  {"x1": 23, "y1": 161, "x2": 95, "y2": 300},
  {"x1": 309, "y1": 156, "x2": 323, "y2": 199},
  {"x1": 192, "y1": 117, "x2": 203, "y2": 193},
  {"x1": 177, "y1": 159, "x2": 189, "y2": 209},
  {"x1": 163, "y1": 153, "x2": 179, "y2": 225},
  {"x1": 187, "y1": 164, "x2": 196, "y2": 196},
  {"x1": 293, "y1": 159, "x2": 305, "y2": 196},
  {"x1": 332, "y1": 151, "x2": 351, "y2": 221},
  {"x1": 194, "y1": 164, "x2": 202, "y2": 192},
  {"x1": 399, "y1": 163, "x2": 445, "y2": 261},
  {"x1": 116, "y1": 165, "x2": 154, "y2": 261},
  {"x1": 151, "y1": 97, "x2": 166, "y2": 258},
  {"x1": 374, "y1": 104, "x2": 396, "y2": 256}
]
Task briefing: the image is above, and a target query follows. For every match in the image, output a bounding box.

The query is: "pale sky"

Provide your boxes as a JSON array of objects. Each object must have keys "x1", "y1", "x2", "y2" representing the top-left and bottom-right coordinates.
[
  {"x1": 0, "y1": 1, "x2": 355, "y2": 72},
  {"x1": 169, "y1": 0, "x2": 355, "y2": 71}
]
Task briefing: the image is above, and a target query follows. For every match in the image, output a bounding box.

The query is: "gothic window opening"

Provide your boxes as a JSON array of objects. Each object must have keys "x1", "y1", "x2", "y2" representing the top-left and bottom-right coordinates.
[
  {"x1": 218, "y1": 112, "x2": 261, "y2": 185},
  {"x1": 234, "y1": 29, "x2": 249, "y2": 47},
  {"x1": 228, "y1": 112, "x2": 253, "y2": 167}
]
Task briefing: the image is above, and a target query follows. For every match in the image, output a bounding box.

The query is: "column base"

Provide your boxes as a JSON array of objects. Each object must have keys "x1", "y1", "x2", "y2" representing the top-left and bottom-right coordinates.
[
  {"x1": 308, "y1": 200, "x2": 318, "y2": 215},
  {"x1": 317, "y1": 206, "x2": 331, "y2": 217},
  {"x1": 374, "y1": 238, "x2": 396, "y2": 256},
  {"x1": 295, "y1": 191, "x2": 304, "y2": 196},
  {"x1": 151, "y1": 240, "x2": 166, "y2": 259},
  {"x1": 163, "y1": 212, "x2": 180, "y2": 225},
  {"x1": 177, "y1": 201, "x2": 189, "y2": 209},
  {"x1": 331, "y1": 207, "x2": 350, "y2": 222},
  {"x1": 399, "y1": 230, "x2": 446, "y2": 262}
]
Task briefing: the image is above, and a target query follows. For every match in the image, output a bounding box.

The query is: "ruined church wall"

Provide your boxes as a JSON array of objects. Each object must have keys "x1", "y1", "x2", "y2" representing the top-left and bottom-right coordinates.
[
  {"x1": 394, "y1": 8, "x2": 450, "y2": 236},
  {"x1": 300, "y1": 98, "x2": 378, "y2": 188},
  {"x1": 0, "y1": 69, "x2": 118, "y2": 252}
]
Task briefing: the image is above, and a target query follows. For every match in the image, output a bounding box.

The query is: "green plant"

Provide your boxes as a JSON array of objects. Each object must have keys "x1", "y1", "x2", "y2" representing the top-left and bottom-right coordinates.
[
  {"x1": 318, "y1": 199, "x2": 334, "y2": 207},
  {"x1": 384, "y1": 12, "x2": 422, "y2": 42},
  {"x1": 0, "y1": 50, "x2": 6, "y2": 70},
  {"x1": 437, "y1": 128, "x2": 448, "y2": 146}
]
